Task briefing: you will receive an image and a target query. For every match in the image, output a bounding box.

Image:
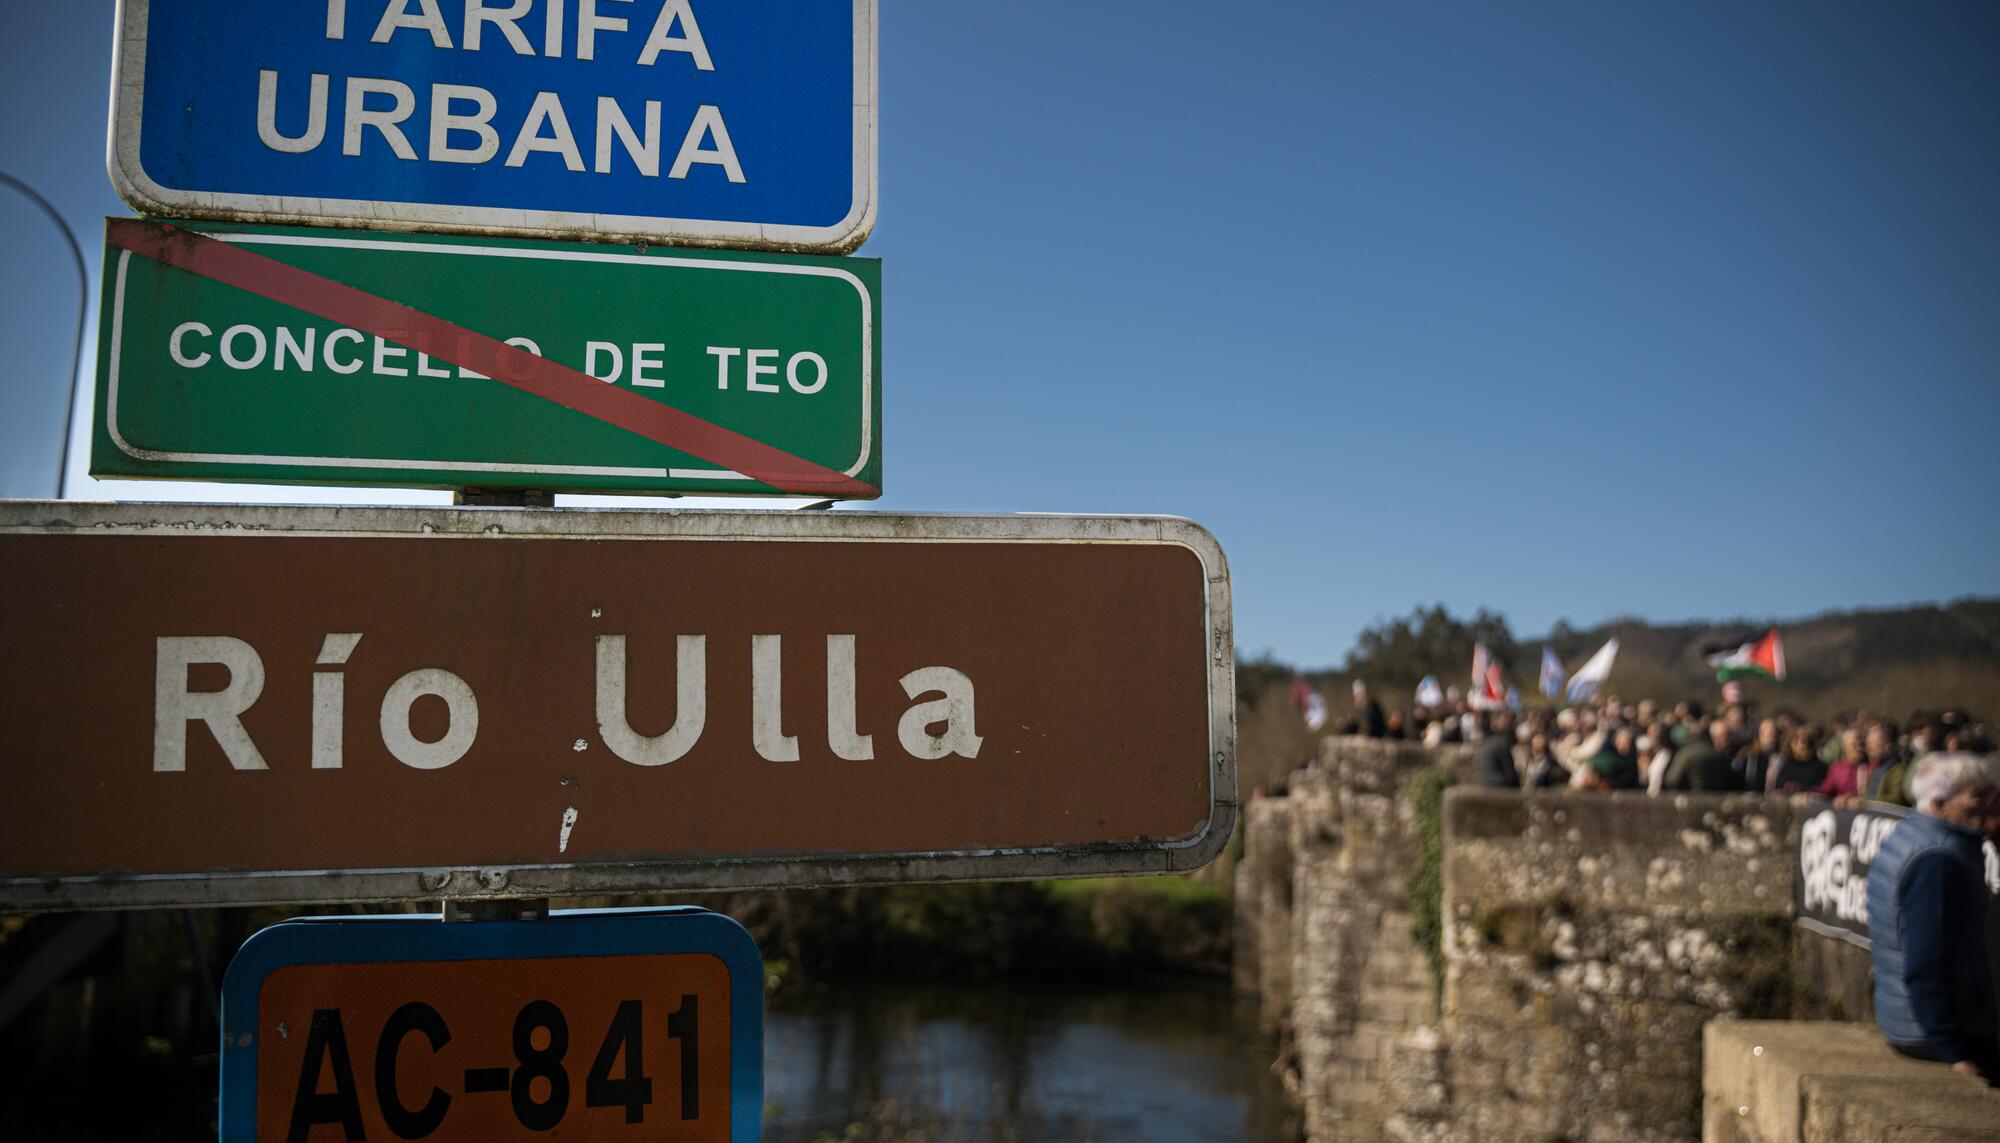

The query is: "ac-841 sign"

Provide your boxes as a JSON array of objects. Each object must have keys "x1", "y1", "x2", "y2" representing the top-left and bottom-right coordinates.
[
  {"x1": 221, "y1": 909, "x2": 764, "y2": 1142},
  {"x1": 111, "y1": 0, "x2": 877, "y2": 251}
]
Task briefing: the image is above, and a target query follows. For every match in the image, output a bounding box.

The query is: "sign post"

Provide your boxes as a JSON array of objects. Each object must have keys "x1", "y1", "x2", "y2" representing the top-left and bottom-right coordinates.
[
  {"x1": 62, "y1": 8, "x2": 1242, "y2": 1140},
  {"x1": 222, "y1": 908, "x2": 764, "y2": 1142},
  {"x1": 92, "y1": 220, "x2": 881, "y2": 497},
  {"x1": 0, "y1": 501, "x2": 1236, "y2": 913}
]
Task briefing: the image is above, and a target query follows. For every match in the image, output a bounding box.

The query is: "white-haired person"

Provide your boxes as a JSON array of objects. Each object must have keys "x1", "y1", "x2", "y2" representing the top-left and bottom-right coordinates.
[{"x1": 1866, "y1": 752, "x2": 2000, "y2": 1083}]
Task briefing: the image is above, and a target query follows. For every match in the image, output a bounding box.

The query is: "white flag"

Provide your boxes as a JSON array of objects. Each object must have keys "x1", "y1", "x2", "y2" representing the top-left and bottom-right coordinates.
[{"x1": 1564, "y1": 638, "x2": 1619, "y2": 704}]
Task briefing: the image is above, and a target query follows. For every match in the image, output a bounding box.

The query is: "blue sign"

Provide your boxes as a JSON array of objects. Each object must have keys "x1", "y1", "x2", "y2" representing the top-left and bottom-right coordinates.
[
  {"x1": 111, "y1": 0, "x2": 876, "y2": 252},
  {"x1": 221, "y1": 908, "x2": 764, "y2": 1142}
]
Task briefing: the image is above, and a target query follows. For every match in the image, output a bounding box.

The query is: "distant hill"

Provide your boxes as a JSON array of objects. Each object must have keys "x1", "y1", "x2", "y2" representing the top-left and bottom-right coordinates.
[
  {"x1": 1234, "y1": 597, "x2": 2000, "y2": 794},
  {"x1": 1523, "y1": 597, "x2": 2000, "y2": 721}
]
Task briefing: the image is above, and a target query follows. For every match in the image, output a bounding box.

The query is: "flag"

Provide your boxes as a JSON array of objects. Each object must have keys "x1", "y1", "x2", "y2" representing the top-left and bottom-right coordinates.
[
  {"x1": 1415, "y1": 675, "x2": 1444, "y2": 708},
  {"x1": 1479, "y1": 665, "x2": 1506, "y2": 709},
  {"x1": 1505, "y1": 686, "x2": 1522, "y2": 713},
  {"x1": 1539, "y1": 646, "x2": 1565, "y2": 701},
  {"x1": 1564, "y1": 637, "x2": 1619, "y2": 703},
  {"x1": 1469, "y1": 643, "x2": 1506, "y2": 710},
  {"x1": 1704, "y1": 628, "x2": 1786, "y2": 682},
  {"x1": 1304, "y1": 691, "x2": 1328, "y2": 731},
  {"x1": 1289, "y1": 675, "x2": 1328, "y2": 730}
]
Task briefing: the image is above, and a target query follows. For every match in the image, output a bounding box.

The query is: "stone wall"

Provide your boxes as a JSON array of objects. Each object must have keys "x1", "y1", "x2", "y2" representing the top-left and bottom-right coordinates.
[
  {"x1": 1236, "y1": 737, "x2": 1813, "y2": 1143},
  {"x1": 1704, "y1": 1019, "x2": 2000, "y2": 1141},
  {"x1": 1235, "y1": 736, "x2": 1473, "y2": 1141},
  {"x1": 1234, "y1": 791, "x2": 1295, "y2": 1028},
  {"x1": 1442, "y1": 790, "x2": 1797, "y2": 1143},
  {"x1": 1790, "y1": 927, "x2": 1874, "y2": 1022}
]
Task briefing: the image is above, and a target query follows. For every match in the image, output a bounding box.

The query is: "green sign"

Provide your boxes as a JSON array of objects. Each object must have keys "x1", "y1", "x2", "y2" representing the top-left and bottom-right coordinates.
[{"x1": 92, "y1": 220, "x2": 881, "y2": 498}]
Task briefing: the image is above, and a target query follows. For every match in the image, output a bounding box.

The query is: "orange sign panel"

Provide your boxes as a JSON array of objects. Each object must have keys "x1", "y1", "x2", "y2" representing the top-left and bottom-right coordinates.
[
  {"x1": 259, "y1": 955, "x2": 729, "y2": 1142},
  {"x1": 220, "y1": 910, "x2": 763, "y2": 1142}
]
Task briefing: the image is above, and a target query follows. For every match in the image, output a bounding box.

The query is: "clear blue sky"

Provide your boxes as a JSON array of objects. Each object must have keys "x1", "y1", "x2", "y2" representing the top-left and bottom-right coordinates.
[{"x1": 3, "y1": 3, "x2": 1995, "y2": 668}]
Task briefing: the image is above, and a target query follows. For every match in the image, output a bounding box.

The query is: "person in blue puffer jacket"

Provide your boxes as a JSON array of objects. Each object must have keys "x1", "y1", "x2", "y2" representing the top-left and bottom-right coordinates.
[{"x1": 1866, "y1": 752, "x2": 2000, "y2": 1084}]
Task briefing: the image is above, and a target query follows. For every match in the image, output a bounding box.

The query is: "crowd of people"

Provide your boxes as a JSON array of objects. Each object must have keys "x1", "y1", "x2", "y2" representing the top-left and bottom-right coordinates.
[
  {"x1": 1342, "y1": 690, "x2": 1992, "y2": 804},
  {"x1": 1339, "y1": 687, "x2": 2000, "y2": 1084}
]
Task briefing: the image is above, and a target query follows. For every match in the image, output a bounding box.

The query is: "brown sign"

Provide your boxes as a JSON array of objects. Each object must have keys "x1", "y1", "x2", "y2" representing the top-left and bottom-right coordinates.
[{"x1": 0, "y1": 503, "x2": 1233, "y2": 910}]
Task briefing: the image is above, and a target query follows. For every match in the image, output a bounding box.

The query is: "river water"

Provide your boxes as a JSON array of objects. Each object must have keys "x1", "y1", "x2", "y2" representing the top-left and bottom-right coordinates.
[{"x1": 763, "y1": 977, "x2": 1300, "y2": 1142}]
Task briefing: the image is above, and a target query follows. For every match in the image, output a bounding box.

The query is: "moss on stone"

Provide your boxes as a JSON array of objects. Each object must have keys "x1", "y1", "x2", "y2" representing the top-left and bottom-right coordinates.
[
  {"x1": 1709, "y1": 914, "x2": 1796, "y2": 1019},
  {"x1": 1408, "y1": 765, "x2": 1457, "y2": 1007}
]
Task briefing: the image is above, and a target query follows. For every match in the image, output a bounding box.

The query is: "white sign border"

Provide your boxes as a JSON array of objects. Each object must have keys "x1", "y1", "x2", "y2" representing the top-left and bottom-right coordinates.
[
  {"x1": 101, "y1": 228, "x2": 876, "y2": 489},
  {"x1": 107, "y1": 0, "x2": 878, "y2": 254},
  {"x1": 0, "y1": 504, "x2": 1236, "y2": 912}
]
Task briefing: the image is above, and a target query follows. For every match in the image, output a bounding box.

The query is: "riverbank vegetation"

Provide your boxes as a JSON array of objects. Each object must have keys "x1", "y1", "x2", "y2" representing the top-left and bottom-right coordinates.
[{"x1": 695, "y1": 874, "x2": 1231, "y2": 988}]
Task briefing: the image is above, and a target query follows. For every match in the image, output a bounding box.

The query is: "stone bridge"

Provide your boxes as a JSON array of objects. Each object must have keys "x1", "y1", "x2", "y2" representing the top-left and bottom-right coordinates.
[{"x1": 1232, "y1": 735, "x2": 1995, "y2": 1142}]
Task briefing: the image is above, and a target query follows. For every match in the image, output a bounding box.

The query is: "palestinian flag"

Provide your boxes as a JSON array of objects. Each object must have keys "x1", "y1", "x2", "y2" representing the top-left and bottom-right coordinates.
[{"x1": 1703, "y1": 628, "x2": 1786, "y2": 682}]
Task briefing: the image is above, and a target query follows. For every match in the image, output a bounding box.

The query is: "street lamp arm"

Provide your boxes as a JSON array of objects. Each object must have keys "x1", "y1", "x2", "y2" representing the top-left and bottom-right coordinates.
[{"x1": 0, "y1": 170, "x2": 90, "y2": 500}]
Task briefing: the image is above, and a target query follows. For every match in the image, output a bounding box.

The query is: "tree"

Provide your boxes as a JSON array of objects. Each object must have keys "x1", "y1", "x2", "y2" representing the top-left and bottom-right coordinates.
[
  {"x1": 1344, "y1": 604, "x2": 1517, "y2": 687},
  {"x1": 1546, "y1": 618, "x2": 1576, "y2": 659},
  {"x1": 1234, "y1": 646, "x2": 1294, "y2": 707}
]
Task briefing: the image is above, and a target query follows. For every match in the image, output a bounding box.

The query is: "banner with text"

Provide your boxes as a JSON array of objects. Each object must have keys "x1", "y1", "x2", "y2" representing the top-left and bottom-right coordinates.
[{"x1": 1795, "y1": 798, "x2": 2000, "y2": 948}]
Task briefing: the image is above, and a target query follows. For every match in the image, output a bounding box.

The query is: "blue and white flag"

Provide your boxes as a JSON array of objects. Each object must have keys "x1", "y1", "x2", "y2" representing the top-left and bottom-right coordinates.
[
  {"x1": 1539, "y1": 646, "x2": 1565, "y2": 701},
  {"x1": 1565, "y1": 638, "x2": 1619, "y2": 704},
  {"x1": 1415, "y1": 675, "x2": 1445, "y2": 708}
]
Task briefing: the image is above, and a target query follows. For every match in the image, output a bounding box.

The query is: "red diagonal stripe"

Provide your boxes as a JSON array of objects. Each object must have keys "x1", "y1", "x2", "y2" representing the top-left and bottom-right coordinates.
[{"x1": 108, "y1": 219, "x2": 878, "y2": 498}]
